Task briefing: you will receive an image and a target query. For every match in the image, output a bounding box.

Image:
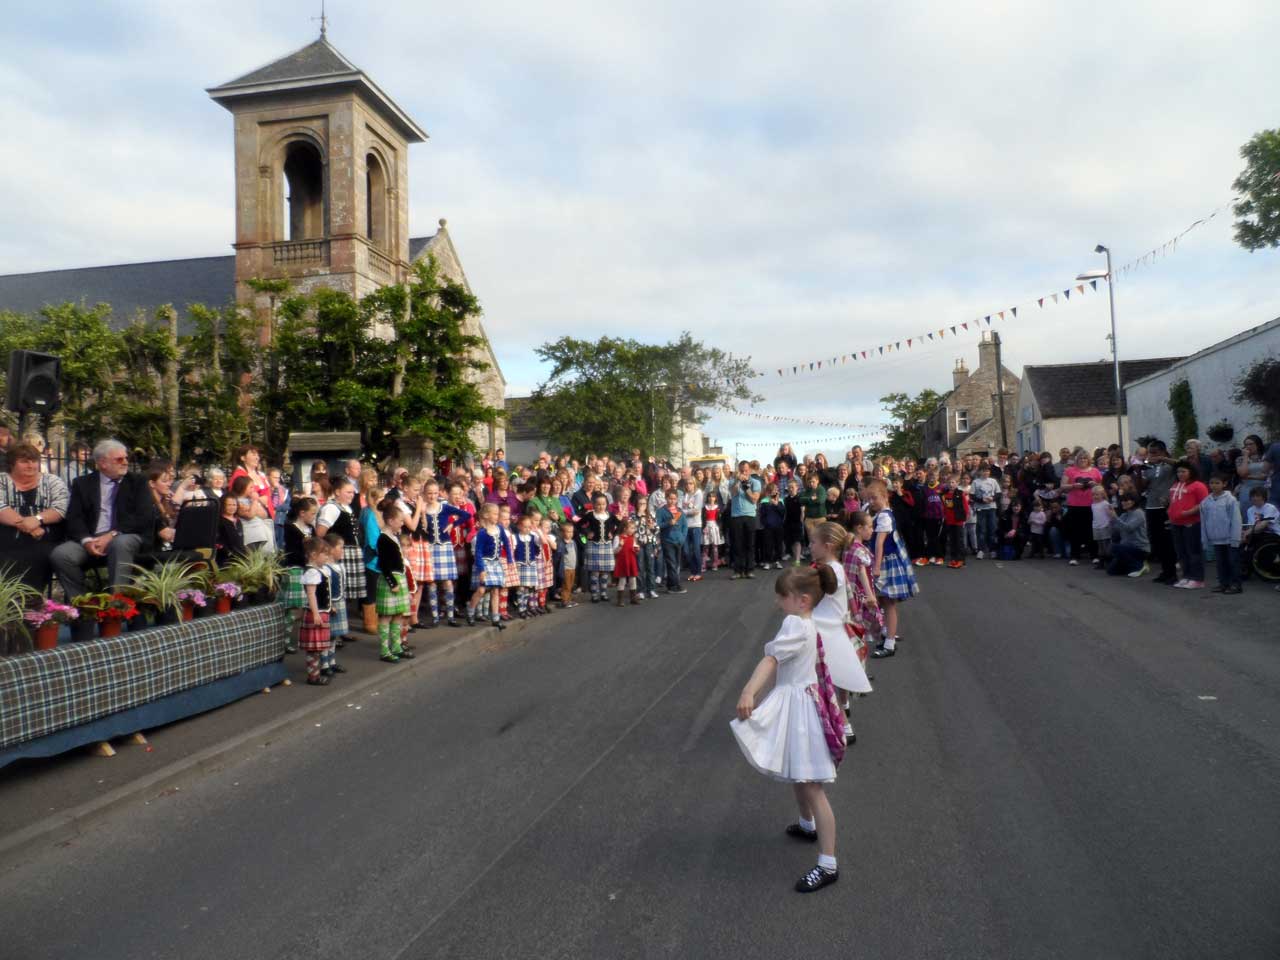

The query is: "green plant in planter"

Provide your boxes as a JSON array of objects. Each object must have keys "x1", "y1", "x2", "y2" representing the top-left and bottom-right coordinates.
[
  {"x1": 224, "y1": 550, "x2": 286, "y2": 597},
  {"x1": 1205, "y1": 420, "x2": 1234, "y2": 443},
  {"x1": 126, "y1": 561, "x2": 200, "y2": 618},
  {"x1": 0, "y1": 565, "x2": 43, "y2": 647}
]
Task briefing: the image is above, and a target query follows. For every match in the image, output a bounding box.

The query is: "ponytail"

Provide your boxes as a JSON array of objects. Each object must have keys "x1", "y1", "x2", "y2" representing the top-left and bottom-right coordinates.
[
  {"x1": 814, "y1": 520, "x2": 853, "y2": 557},
  {"x1": 775, "y1": 564, "x2": 838, "y2": 606}
]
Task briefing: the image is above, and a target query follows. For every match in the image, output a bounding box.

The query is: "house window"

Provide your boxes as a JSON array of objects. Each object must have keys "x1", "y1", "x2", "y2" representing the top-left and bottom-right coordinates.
[
  {"x1": 1021, "y1": 405, "x2": 1032, "y2": 424},
  {"x1": 955, "y1": 409, "x2": 969, "y2": 433}
]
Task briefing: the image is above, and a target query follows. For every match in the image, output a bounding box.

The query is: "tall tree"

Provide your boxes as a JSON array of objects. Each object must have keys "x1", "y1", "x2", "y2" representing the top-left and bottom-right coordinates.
[
  {"x1": 1232, "y1": 129, "x2": 1280, "y2": 251},
  {"x1": 866, "y1": 389, "x2": 944, "y2": 459},
  {"x1": 179, "y1": 303, "x2": 254, "y2": 463},
  {"x1": 528, "y1": 333, "x2": 759, "y2": 457}
]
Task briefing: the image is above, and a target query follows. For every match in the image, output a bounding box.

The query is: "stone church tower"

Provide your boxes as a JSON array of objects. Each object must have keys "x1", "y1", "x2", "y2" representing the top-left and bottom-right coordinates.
[{"x1": 207, "y1": 31, "x2": 427, "y2": 317}]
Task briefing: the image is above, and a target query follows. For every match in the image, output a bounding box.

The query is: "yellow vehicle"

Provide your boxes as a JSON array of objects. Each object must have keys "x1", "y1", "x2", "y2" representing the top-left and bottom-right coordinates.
[{"x1": 688, "y1": 454, "x2": 732, "y2": 474}]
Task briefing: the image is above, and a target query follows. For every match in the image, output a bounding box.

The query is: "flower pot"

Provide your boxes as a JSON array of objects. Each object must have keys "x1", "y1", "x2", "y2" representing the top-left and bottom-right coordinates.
[
  {"x1": 215, "y1": 595, "x2": 233, "y2": 614},
  {"x1": 181, "y1": 600, "x2": 195, "y2": 622},
  {"x1": 35, "y1": 622, "x2": 59, "y2": 650},
  {"x1": 158, "y1": 609, "x2": 181, "y2": 626},
  {"x1": 100, "y1": 619, "x2": 123, "y2": 639}
]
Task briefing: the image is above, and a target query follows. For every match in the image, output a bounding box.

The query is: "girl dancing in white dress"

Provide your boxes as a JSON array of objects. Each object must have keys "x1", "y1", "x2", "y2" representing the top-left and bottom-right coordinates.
[{"x1": 731, "y1": 565, "x2": 847, "y2": 893}]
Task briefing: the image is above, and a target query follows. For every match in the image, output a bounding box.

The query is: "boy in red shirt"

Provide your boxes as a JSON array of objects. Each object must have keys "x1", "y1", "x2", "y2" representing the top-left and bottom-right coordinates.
[{"x1": 941, "y1": 477, "x2": 970, "y2": 568}]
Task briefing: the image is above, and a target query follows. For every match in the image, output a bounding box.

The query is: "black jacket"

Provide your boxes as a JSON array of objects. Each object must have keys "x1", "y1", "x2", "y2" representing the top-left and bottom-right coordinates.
[{"x1": 64, "y1": 471, "x2": 156, "y2": 543}]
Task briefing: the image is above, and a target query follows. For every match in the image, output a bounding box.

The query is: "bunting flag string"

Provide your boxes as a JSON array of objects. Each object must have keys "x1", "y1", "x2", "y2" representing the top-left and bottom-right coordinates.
[
  {"x1": 721, "y1": 407, "x2": 883, "y2": 430},
  {"x1": 728, "y1": 430, "x2": 886, "y2": 450},
  {"x1": 766, "y1": 196, "x2": 1238, "y2": 380}
]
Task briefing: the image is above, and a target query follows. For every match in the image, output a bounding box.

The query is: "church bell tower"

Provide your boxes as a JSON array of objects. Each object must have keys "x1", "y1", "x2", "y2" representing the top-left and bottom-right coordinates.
[{"x1": 207, "y1": 30, "x2": 427, "y2": 322}]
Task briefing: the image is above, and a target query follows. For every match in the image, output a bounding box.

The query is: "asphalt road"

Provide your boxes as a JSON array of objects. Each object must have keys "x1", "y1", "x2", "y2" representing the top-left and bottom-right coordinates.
[{"x1": 2, "y1": 559, "x2": 1278, "y2": 959}]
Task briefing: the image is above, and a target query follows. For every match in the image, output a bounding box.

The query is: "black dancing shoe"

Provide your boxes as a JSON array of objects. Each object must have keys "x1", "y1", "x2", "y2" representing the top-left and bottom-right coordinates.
[
  {"x1": 329, "y1": 663, "x2": 347, "y2": 674},
  {"x1": 396, "y1": 648, "x2": 416, "y2": 659},
  {"x1": 871, "y1": 645, "x2": 896, "y2": 658},
  {"x1": 306, "y1": 675, "x2": 330, "y2": 686},
  {"x1": 447, "y1": 617, "x2": 461, "y2": 627},
  {"x1": 795, "y1": 866, "x2": 838, "y2": 893},
  {"x1": 784, "y1": 823, "x2": 818, "y2": 842}
]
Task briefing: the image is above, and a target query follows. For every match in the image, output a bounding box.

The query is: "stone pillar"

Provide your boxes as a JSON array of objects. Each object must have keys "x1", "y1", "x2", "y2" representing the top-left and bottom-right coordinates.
[{"x1": 397, "y1": 433, "x2": 435, "y2": 474}]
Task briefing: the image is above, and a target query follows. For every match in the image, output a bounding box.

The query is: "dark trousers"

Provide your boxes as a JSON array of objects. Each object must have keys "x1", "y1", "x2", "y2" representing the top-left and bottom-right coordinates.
[
  {"x1": 1213, "y1": 544, "x2": 1240, "y2": 588},
  {"x1": 761, "y1": 527, "x2": 784, "y2": 563},
  {"x1": 730, "y1": 516, "x2": 756, "y2": 573},
  {"x1": 924, "y1": 519, "x2": 944, "y2": 560},
  {"x1": 945, "y1": 524, "x2": 965, "y2": 562},
  {"x1": 661, "y1": 540, "x2": 683, "y2": 589},
  {"x1": 1107, "y1": 543, "x2": 1147, "y2": 575},
  {"x1": 1171, "y1": 523, "x2": 1205, "y2": 581},
  {"x1": 1029, "y1": 532, "x2": 1045, "y2": 557},
  {"x1": 1145, "y1": 508, "x2": 1177, "y2": 579},
  {"x1": 1065, "y1": 506, "x2": 1095, "y2": 560}
]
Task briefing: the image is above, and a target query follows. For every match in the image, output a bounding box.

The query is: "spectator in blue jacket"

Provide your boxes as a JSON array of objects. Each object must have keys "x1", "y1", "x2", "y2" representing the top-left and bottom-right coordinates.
[{"x1": 656, "y1": 489, "x2": 688, "y2": 594}]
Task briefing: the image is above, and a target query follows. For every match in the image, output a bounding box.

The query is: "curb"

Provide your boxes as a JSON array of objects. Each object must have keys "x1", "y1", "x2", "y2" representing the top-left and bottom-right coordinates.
[{"x1": 0, "y1": 618, "x2": 530, "y2": 873}]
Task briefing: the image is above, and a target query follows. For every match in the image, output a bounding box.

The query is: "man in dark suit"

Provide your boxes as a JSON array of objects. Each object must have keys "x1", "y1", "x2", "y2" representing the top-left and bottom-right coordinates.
[{"x1": 50, "y1": 439, "x2": 155, "y2": 606}]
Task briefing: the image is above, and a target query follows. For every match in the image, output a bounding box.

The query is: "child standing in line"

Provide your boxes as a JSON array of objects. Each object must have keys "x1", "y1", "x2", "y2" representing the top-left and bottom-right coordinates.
[
  {"x1": 418, "y1": 479, "x2": 470, "y2": 628},
  {"x1": 941, "y1": 479, "x2": 969, "y2": 568},
  {"x1": 865, "y1": 478, "x2": 918, "y2": 659},
  {"x1": 959, "y1": 472, "x2": 978, "y2": 556},
  {"x1": 731, "y1": 565, "x2": 846, "y2": 894},
  {"x1": 612, "y1": 518, "x2": 642, "y2": 606},
  {"x1": 703, "y1": 491, "x2": 725, "y2": 571},
  {"x1": 1028, "y1": 501, "x2": 1048, "y2": 558},
  {"x1": 843, "y1": 511, "x2": 883, "y2": 649},
  {"x1": 1201, "y1": 471, "x2": 1243, "y2": 594},
  {"x1": 512, "y1": 514, "x2": 541, "y2": 618},
  {"x1": 498, "y1": 503, "x2": 518, "y2": 621},
  {"x1": 1090, "y1": 484, "x2": 1116, "y2": 567},
  {"x1": 578, "y1": 492, "x2": 622, "y2": 603},
  {"x1": 919, "y1": 470, "x2": 945, "y2": 566},
  {"x1": 783, "y1": 479, "x2": 805, "y2": 566},
  {"x1": 281, "y1": 496, "x2": 318, "y2": 655},
  {"x1": 555, "y1": 521, "x2": 579, "y2": 608},
  {"x1": 636, "y1": 502, "x2": 661, "y2": 600},
  {"x1": 656, "y1": 489, "x2": 688, "y2": 594},
  {"x1": 321, "y1": 533, "x2": 348, "y2": 673},
  {"x1": 467, "y1": 503, "x2": 512, "y2": 630},
  {"x1": 759, "y1": 484, "x2": 786, "y2": 570},
  {"x1": 374, "y1": 503, "x2": 415, "y2": 662},
  {"x1": 537, "y1": 515, "x2": 556, "y2": 613},
  {"x1": 299, "y1": 537, "x2": 334, "y2": 686}
]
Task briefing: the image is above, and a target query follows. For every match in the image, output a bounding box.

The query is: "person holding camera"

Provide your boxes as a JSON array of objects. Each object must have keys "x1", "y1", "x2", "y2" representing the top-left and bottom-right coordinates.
[{"x1": 1059, "y1": 450, "x2": 1103, "y2": 566}]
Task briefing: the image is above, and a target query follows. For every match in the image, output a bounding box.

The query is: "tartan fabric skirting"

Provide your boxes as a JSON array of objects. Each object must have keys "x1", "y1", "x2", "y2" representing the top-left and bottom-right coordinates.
[
  {"x1": 328, "y1": 596, "x2": 349, "y2": 637},
  {"x1": 405, "y1": 539, "x2": 433, "y2": 582},
  {"x1": 516, "y1": 562, "x2": 541, "y2": 588},
  {"x1": 299, "y1": 609, "x2": 331, "y2": 652},
  {"x1": 538, "y1": 554, "x2": 554, "y2": 590},
  {"x1": 0, "y1": 603, "x2": 286, "y2": 750},
  {"x1": 875, "y1": 531, "x2": 920, "y2": 601},
  {"x1": 453, "y1": 540, "x2": 470, "y2": 573},
  {"x1": 282, "y1": 567, "x2": 307, "y2": 610},
  {"x1": 585, "y1": 541, "x2": 615, "y2": 573},
  {"x1": 375, "y1": 573, "x2": 411, "y2": 616},
  {"x1": 341, "y1": 544, "x2": 367, "y2": 600},
  {"x1": 427, "y1": 540, "x2": 458, "y2": 580},
  {"x1": 503, "y1": 558, "x2": 519, "y2": 589},
  {"x1": 477, "y1": 559, "x2": 506, "y2": 588}
]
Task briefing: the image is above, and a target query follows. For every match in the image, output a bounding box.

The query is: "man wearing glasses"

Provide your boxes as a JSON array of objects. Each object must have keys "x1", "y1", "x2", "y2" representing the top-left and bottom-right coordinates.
[{"x1": 51, "y1": 439, "x2": 156, "y2": 621}]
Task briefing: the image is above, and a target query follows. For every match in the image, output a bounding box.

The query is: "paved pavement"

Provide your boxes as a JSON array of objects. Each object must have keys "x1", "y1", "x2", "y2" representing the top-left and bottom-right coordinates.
[{"x1": 2, "y1": 560, "x2": 1278, "y2": 959}]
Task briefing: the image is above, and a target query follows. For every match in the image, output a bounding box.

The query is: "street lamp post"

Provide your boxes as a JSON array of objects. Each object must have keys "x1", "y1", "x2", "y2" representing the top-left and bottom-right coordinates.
[{"x1": 1077, "y1": 245, "x2": 1123, "y2": 451}]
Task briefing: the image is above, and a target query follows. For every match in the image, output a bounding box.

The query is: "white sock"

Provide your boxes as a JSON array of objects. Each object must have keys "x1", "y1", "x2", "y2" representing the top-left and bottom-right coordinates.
[
  {"x1": 798, "y1": 816, "x2": 816, "y2": 833},
  {"x1": 883, "y1": 636, "x2": 896, "y2": 651},
  {"x1": 817, "y1": 853, "x2": 838, "y2": 873}
]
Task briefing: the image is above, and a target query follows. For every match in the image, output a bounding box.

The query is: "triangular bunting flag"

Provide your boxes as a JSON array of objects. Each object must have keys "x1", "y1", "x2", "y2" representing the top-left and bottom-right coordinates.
[
  {"x1": 984, "y1": 315, "x2": 991, "y2": 324},
  {"x1": 1011, "y1": 307, "x2": 1017, "y2": 318},
  {"x1": 962, "y1": 322, "x2": 969, "y2": 331},
  {"x1": 809, "y1": 362, "x2": 814, "y2": 370},
  {"x1": 777, "y1": 369, "x2": 783, "y2": 376},
  {"x1": 927, "y1": 333, "x2": 934, "y2": 341},
  {"x1": 998, "y1": 311, "x2": 1004, "y2": 321},
  {"x1": 792, "y1": 366, "x2": 797, "y2": 375},
  {"x1": 817, "y1": 361, "x2": 822, "y2": 369},
  {"x1": 861, "y1": 351, "x2": 867, "y2": 359},
  {"x1": 1090, "y1": 279, "x2": 1098, "y2": 291},
  {"x1": 1076, "y1": 284, "x2": 1084, "y2": 295},
  {"x1": 896, "y1": 342, "x2": 901, "y2": 350},
  {"x1": 1052, "y1": 293, "x2": 1059, "y2": 304},
  {"x1": 1064, "y1": 289, "x2": 1071, "y2": 300},
  {"x1": 878, "y1": 346, "x2": 883, "y2": 355},
  {"x1": 907, "y1": 338, "x2": 913, "y2": 347},
  {"x1": 1038, "y1": 298, "x2": 1044, "y2": 308},
  {"x1": 939, "y1": 329, "x2": 946, "y2": 338}
]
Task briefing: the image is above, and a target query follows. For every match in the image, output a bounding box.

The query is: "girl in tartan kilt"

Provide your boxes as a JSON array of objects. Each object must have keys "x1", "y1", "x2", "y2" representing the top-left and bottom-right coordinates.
[
  {"x1": 498, "y1": 503, "x2": 519, "y2": 622},
  {"x1": 320, "y1": 534, "x2": 348, "y2": 674},
  {"x1": 466, "y1": 502, "x2": 513, "y2": 630},
  {"x1": 299, "y1": 537, "x2": 334, "y2": 685},
  {"x1": 315, "y1": 478, "x2": 366, "y2": 633},
  {"x1": 512, "y1": 515, "x2": 541, "y2": 618},
  {"x1": 396, "y1": 477, "x2": 429, "y2": 632},
  {"x1": 420, "y1": 479, "x2": 471, "y2": 628},
  {"x1": 576, "y1": 492, "x2": 621, "y2": 603},
  {"x1": 448, "y1": 482, "x2": 475, "y2": 591},
  {"x1": 374, "y1": 502, "x2": 415, "y2": 663},
  {"x1": 537, "y1": 515, "x2": 556, "y2": 613},
  {"x1": 281, "y1": 497, "x2": 318, "y2": 654},
  {"x1": 864, "y1": 478, "x2": 918, "y2": 659}
]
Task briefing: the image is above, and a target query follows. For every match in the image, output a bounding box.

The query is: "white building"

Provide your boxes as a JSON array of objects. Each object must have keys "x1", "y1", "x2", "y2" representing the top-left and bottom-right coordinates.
[{"x1": 1124, "y1": 318, "x2": 1280, "y2": 449}]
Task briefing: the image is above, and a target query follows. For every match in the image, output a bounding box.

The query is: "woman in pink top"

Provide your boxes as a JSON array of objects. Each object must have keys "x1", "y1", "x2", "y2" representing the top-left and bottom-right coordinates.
[
  {"x1": 1059, "y1": 451, "x2": 1103, "y2": 565},
  {"x1": 1167, "y1": 460, "x2": 1209, "y2": 587}
]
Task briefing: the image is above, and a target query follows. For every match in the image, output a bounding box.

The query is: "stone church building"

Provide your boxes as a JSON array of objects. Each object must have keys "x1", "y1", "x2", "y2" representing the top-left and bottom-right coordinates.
[
  {"x1": 0, "y1": 32, "x2": 506, "y2": 453},
  {"x1": 921, "y1": 332, "x2": 1020, "y2": 459}
]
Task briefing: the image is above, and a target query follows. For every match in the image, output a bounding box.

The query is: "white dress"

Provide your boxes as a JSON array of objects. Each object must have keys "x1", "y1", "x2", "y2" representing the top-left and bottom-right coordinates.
[
  {"x1": 813, "y1": 561, "x2": 872, "y2": 695},
  {"x1": 730, "y1": 615, "x2": 837, "y2": 784}
]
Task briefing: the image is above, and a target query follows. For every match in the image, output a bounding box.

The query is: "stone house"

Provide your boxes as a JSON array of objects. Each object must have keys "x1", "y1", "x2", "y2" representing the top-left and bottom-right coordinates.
[
  {"x1": 1014, "y1": 357, "x2": 1183, "y2": 456},
  {"x1": 922, "y1": 333, "x2": 1020, "y2": 459}
]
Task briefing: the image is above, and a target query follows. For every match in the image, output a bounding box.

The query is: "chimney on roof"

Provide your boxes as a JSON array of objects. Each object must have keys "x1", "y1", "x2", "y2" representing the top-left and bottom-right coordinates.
[
  {"x1": 977, "y1": 331, "x2": 998, "y2": 374},
  {"x1": 952, "y1": 358, "x2": 969, "y2": 388}
]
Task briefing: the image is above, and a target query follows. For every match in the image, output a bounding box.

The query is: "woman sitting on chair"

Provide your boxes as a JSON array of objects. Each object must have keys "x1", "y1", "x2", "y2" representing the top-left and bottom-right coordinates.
[{"x1": 0, "y1": 442, "x2": 69, "y2": 591}]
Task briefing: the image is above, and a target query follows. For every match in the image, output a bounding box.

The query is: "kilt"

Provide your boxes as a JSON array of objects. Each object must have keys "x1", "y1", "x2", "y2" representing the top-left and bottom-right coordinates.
[
  {"x1": 405, "y1": 539, "x2": 433, "y2": 582},
  {"x1": 282, "y1": 566, "x2": 307, "y2": 610},
  {"x1": 477, "y1": 559, "x2": 506, "y2": 588},
  {"x1": 299, "y1": 610, "x2": 331, "y2": 652},
  {"x1": 503, "y1": 558, "x2": 519, "y2": 589},
  {"x1": 428, "y1": 540, "x2": 458, "y2": 581},
  {"x1": 329, "y1": 597, "x2": 350, "y2": 637},
  {"x1": 538, "y1": 553, "x2": 554, "y2": 590},
  {"x1": 453, "y1": 540, "x2": 470, "y2": 573},
  {"x1": 516, "y1": 562, "x2": 540, "y2": 588},
  {"x1": 585, "y1": 541, "x2": 614, "y2": 573},
  {"x1": 375, "y1": 572, "x2": 411, "y2": 616},
  {"x1": 342, "y1": 544, "x2": 367, "y2": 601},
  {"x1": 875, "y1": 531, "x2": 920, "y2": 601}
]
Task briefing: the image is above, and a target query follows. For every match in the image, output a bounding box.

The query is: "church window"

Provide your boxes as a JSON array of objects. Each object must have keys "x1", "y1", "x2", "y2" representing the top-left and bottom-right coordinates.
[
  {"x1": 955, "y1": 409, "x2": 969, "y2": 433},
  {"x1": 282, "y1": 141, "x2": 325, "y2": 241},
  {"x1": 366, "y1": 152, "x2": 388, "y2": 250}
]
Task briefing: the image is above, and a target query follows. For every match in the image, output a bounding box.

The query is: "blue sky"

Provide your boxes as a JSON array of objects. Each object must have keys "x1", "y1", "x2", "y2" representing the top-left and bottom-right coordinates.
[{"x1": 2, "y1": 1, "x2": 1279, "y2": 460}]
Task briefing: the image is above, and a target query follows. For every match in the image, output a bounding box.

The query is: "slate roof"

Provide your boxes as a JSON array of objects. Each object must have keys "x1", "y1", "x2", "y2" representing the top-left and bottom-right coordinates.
[
  {"x1": 1024, "y1": 358, "x2": 1185, "y2": 419},
  {"x1": 210, "y1": 37, "x2": 358, "y2": 89},
  {"x1": 503, "y1": 396, "x2": 544, "y2": 440},
  {"x1": 0, "y1": 236, "x2": 438, "y2": 330}
]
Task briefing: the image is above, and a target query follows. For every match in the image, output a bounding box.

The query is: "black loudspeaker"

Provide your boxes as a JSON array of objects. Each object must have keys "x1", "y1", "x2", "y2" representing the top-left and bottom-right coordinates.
[{"x1": 6, "y1": 350, "x2": 62, "y2": 415}]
